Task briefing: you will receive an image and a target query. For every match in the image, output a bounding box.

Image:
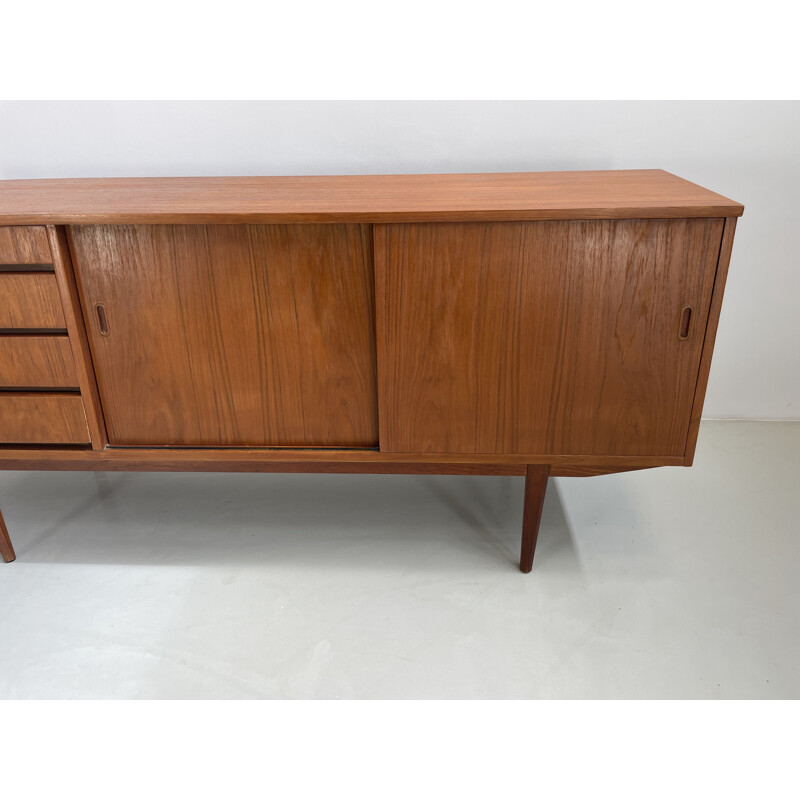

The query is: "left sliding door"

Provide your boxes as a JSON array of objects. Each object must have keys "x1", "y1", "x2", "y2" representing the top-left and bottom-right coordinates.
[{"x1": 69, "y1": 224, "x2": 378, "y2": 447}]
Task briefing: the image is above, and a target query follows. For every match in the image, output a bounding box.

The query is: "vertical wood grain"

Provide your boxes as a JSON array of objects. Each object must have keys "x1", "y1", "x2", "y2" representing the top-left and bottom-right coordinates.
[
  {"x1": 377, "y1": 219, "x2": 723, "y2": 457},
  {"x1": 69, "y1": 224, "x2": 378, "y2": 447},
  {"x1": 683, "y1": 217, "x2": 738, "y2": 465},
  {"x1": 48, "y1": 226, "x2": 109, "y2": 449},
  {"x1": 372, "y1": 223, "x2": 390, "y2": 450}
]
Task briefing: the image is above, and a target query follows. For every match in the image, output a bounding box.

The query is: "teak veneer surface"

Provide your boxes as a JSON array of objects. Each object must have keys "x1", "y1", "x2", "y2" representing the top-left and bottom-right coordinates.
[
  {"x1": 377, "y1": 218, "x2": 723, "y2": 456},
  {"x1": 684, "y1": 217, "x2": 737, "y2": 464},
  {"x1": 0, "y1": 393, "x2": 89, "y2": 444},
  {"x1": 0, "y1": 226, "x2": 52, "y2": 264},
  {"x1": 0, "y1": 171, "x2": 743, "y2": 225},
  {"x1": 0, "y1": 335, "x2": 78, "y2": 388},
  {"x1": 47, "y1": 226, "x2": 109, "y2": 449},
  {"x1": 0, "y1": 272, "x2": 66, "y2": 329},
  {"x1": 0, "y1": 170, "x2": 744, "y2": 571},
  {"x1": 69, "y1": 223, "x2": 378, "y2": 447},
  {"x1": 0, "y1": 446, "x2": 684, "y2": 472}
]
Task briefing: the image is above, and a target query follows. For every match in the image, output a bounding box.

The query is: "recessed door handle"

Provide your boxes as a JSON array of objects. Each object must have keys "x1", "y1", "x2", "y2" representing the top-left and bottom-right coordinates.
[
  {"x1": 96, "y1": 304, "x2": 109, "y2": 336},
  {"x1": 678, "y1": 306, "x2": 692, "y2": 340}
]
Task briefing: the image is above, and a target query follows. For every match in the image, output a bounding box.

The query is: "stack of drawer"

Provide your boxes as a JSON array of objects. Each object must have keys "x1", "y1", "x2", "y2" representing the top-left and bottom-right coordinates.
[{"x1": 0, "y1": 226, "x2": 90, "y2": 445}]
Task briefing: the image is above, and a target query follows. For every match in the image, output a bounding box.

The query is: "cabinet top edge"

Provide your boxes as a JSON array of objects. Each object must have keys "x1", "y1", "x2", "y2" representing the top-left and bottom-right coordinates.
[{"x1": 0, "y1": 169, "x2": 744, "y2": 225}]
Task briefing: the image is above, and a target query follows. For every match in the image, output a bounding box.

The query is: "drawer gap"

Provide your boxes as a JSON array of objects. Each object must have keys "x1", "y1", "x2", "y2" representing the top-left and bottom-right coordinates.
[
  {"x1": 108, "y1": 445, "x2": 382, "y2": 452},
  {"x1": 0, "y1": 387, "x2": 81, "y2": 394},
  {"x1": 0, "y1": 444, "x2": 93, "y2": 451},
  {"x1": 0, "y1": 328, "x2": 69, "y2": 336},
  {"x1": 0, "y1": 263, "x2": 54, "y2": 273}
]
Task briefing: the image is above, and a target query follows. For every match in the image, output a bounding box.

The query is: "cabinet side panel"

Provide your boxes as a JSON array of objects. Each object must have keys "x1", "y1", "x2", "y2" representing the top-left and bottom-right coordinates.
[
  {"x1": 69, "y1": 224, "x2": 378, "y2": 447},
  {"x1": 379, "y1": 219, "x2": 722, "y2": 456},
  {"x1": 683, "y1": 217, "x2": 737, "y2": 464}
]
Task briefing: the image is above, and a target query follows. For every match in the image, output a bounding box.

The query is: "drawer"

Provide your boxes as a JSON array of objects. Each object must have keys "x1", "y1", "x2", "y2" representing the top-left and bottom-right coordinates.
[
  {"x1": 0, "y1": 336, "x2": 78, "y2": 388},
  {"x1": 0, "y1": 393, "x2": 90, "y2": 444},
  {"x1": 0, "y1": 226, "x2": 52, "y2": 265},
  {"x1": 0, "y1": 272, "x2": 66, "y2": 329}
]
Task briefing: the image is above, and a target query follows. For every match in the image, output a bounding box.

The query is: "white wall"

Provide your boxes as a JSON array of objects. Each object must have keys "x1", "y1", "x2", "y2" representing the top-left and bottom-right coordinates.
[{"x1": 1, "y1": 101, "x2": 797, "y2": 420}]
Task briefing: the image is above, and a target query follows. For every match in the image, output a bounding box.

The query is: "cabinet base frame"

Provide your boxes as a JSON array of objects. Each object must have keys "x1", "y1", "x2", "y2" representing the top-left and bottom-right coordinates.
[{"x1": 0, "y1": 451, "x2": 663, "y2": 571}]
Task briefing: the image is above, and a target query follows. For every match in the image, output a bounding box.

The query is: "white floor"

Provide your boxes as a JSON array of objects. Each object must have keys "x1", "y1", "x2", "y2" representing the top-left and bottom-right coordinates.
[{"x1": 0, "y1": 421, "x2": 797, "y2": 699}]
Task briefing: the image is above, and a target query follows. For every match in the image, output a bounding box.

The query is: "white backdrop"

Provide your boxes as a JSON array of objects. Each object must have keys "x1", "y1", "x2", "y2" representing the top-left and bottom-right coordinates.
[{"x1": 0, "y1": 101, "x2": 796, "y2": 420}]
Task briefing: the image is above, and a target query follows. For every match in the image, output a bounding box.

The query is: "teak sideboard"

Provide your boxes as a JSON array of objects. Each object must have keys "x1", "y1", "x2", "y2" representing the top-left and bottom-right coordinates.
[{"x1": 0, "y1": 171, "x2": 743, "y2": 571}]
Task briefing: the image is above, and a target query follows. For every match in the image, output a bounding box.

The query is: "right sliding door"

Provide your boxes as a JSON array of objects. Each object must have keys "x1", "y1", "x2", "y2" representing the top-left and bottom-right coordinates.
[{"x1": 376, "y1": 219, "x2": 723, "y2": 457}]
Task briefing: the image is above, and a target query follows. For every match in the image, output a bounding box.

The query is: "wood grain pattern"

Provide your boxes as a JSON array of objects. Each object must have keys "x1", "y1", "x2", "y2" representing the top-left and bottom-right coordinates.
[
  {"x1": 47, "y1": 226, "x2": 109, "y2": 449},
  {"x1": 0, "y1": 173, "x2": 745, "y2": 572},
  {"x1": 0, "y1": 507, "x2": 14, "y2": 563},
  {"x1": 0, "y1": 226, "x2": 51, "y2": 264},
  {"x1": 520, "y1": 465, "x2": 549, "y2": 573},
  {"x1": 69, "y1": 224, "x2": 378, "y2": 447},
  {"x1": 0, "y1": 393, "x2": 89, "y2": 444},
  {"x1": 0, "y1": 454, "x2": 526, "y2": 476},
  {"x1": 377, "y1": 219, "x2": 724, "y2": 457},
  {"x1": 684, "y1": 217, "x2": 737, "y2": 465},
  {"x1": 0, "y1": 171, "x2": 744, "y2": 225},
  {"x1": 0, "y1": 335, "x2": 78, "y2": 387},
  {"x1": 0, "y1": 273, "x2": 66, "y2": 329},
  {"x1": 0, "y1": 446, "x2": 682, "y2": 471}
]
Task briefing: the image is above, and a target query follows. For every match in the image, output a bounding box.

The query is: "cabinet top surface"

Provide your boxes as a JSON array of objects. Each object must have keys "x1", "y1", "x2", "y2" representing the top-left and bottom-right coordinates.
[{"x1": 0, "y1": 170, "x2": 743, "y2": 225}]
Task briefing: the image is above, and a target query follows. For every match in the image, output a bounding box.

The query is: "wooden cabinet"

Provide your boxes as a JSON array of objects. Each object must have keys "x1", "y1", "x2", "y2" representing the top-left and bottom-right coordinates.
[{"x1": 0, "y1": 171, "x2": 743, "y2": 571}]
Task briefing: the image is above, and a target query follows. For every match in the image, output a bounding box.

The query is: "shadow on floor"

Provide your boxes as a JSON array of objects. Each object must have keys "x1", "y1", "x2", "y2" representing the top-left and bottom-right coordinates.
[{"x1": 2, "y1": 471, "x2": 583, "y2": 573}]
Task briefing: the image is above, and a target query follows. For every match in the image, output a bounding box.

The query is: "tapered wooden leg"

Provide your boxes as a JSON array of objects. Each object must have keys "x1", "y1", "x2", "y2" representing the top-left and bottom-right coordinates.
[
  {"x1": 520, "y1": 466, "x2": 549, "y2": 573},
  {"x1": 0, "y1": 507, "x2": 15, "y2": 563}
]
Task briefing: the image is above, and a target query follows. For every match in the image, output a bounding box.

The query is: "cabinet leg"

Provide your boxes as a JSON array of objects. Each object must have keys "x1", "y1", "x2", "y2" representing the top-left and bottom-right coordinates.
[
  {"x1": 0, "y1": 507, "x2": 15, "y2": 563},
  {"x1": 520, "y1": 466, "x2": 549, "y2": 573}
]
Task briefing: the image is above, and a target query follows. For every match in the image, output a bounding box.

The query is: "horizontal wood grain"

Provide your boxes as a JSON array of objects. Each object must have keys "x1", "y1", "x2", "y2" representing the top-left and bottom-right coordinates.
[
  {"x1": 377, "y1": 219, "x2": 723, "y2": 457},
  {"x1": 0, "y1": 171, "x2": 743, "y2": 225},
  {"x1": 0, "y1": 455, "x2": 525, "y2": 475},
  {"x1": 0, "y1": 446, "x2": 683, "y2": 471},
  {"x1": 0, "y1": 393, "x2": 89, "y2": 444},
  {"x1": 0, "y1": 226, "x2": 52, "y2": 264},
  {"x1": 0, "y1": 273, "x2": 66, "y2": 329},
  {"x1": 0, "y1": 335, "x2": 78, "y2": 387},
  {"x1": 70, "y1": 223, "x2": 378, "y2": 447}
]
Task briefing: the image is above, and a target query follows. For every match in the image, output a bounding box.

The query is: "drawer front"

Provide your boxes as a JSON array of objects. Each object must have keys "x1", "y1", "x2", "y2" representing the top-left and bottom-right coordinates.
[
  {"x1": 0, "y1": 336, "x2": 78, "y2": 388},
  {"x1": 0, "y1": 393, "x2": 90, "y2": 444},
  {"x1": 0, "y1": 226, "x2": 52, "y2": 265},
  {"x1": 0, "y1": 273, "x2": 66, "y2": 329}
]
